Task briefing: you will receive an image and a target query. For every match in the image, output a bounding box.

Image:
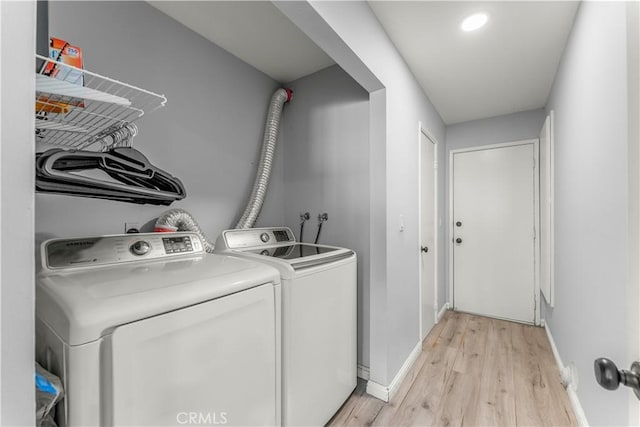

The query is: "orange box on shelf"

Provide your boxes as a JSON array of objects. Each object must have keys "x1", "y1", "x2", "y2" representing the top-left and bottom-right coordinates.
[
  {"x1": 35, "y1": 100, "x2": 71, "y2": 114},
  {"x1": 41, "y1": 37, "x2": 84, "y2": 86}
]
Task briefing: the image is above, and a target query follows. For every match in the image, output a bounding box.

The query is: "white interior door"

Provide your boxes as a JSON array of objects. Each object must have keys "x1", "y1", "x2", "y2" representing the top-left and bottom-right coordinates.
[
  {"x1": 420, "y1": 130, "x2": 436, "y2": 338},
  {"x1": 452, "y1": 143, "x2": 536, "y2": 324}
]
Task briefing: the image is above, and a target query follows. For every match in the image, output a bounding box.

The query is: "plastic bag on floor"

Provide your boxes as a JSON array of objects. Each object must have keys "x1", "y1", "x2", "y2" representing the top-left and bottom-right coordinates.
[{"x1": 35, "y1": 362, "x2": 64, "y2": 427}]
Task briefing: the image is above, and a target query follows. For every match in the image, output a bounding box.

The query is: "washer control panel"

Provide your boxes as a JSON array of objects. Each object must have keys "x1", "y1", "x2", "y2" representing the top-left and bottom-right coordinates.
[
  {"x1": 43, "y1": 232, "x2": 204, "y2": 270},
  {"x1": 219, "y1": 227, "x2": 295, "y2": 249}
]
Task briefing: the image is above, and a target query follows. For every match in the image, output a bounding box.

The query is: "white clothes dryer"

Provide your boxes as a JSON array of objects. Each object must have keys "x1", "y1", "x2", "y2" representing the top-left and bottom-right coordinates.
[
  {"x1": 36, "y1": 232, "x2": 281, "y2": 427},
  {"x1": 215, "y1": 227, "x2": 357, "y2": 426}
]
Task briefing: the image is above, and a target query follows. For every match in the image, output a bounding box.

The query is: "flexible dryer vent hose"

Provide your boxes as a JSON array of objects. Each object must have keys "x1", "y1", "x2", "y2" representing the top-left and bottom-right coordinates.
[
  {"x1": 154, "y1": 208, "x2": 215, "y2": 253},
  {"x1": 154, "y1": 88, "x2": 292, "y2": 248},
  {"x1": 235, "y1": 87, "x2": 293, "y2": 229}
]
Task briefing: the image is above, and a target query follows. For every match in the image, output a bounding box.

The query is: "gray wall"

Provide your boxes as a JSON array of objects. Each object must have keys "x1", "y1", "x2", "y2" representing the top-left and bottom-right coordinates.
[
  {"x1": 277, "y1": 1, "x2": 447, "y2": 385},
  {"x1": 544, "y1": 2, "x2": 629, "y2": 425},
  {"x1": 279, "y1": 65, "x2": 370, "y2": 367},
  {"x1": 314, "y1": 2, "x2": 446, "y2": 385},
  {"x1": 37, "y1": 1, "x2": 282, "y2": 244},
  {"x1": 0, "y1": 2, "x2": 36, "y2": 425},
  {"x1": 444, "y1": 109, "x2": 546, "y2": 303},
  {"x1": 446, "y1": 109, "x2": 546, "y2": 152}
]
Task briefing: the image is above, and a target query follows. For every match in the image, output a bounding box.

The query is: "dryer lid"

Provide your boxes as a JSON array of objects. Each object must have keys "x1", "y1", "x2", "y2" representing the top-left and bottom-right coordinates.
[{"x1": 36, "y1": 253, "x2": 279, "y2": 345}]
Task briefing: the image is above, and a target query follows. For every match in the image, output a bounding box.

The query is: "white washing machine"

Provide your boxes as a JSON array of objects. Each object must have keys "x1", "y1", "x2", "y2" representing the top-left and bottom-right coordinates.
[
  {"x1": 35, "y1": 232, "x2": 281, "y2": 427},
  {"x1": 215, "y1": 227, "x2": 357, "y2": 426}
]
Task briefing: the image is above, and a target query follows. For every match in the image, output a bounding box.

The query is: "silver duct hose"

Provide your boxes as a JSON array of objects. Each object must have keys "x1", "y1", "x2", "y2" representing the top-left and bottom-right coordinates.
[
  {"x1": 235, "y1": 87, "x2": 292, "y2": 229},
  {"x1": 153, "y1": 88, "x2": 291, "y2": 249},
  {"x1": 154, "y1": 208, "x2": 215, "y2": 253}
]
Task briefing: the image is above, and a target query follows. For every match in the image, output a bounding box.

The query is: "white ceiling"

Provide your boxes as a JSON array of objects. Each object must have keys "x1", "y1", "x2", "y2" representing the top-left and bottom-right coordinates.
[
  {"x1": 150, "y1": 1, "x2": 579, "y2": 125},
  {"x1": 369, "y1": 1, "x2": 579, "y2": 124},
  {"x1": 147, "y1": 1, "x2": 335, "y2": 83}
]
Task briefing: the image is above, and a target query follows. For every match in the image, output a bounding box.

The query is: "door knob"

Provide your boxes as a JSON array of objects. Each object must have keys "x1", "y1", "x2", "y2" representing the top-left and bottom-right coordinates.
[
  {"x1": 421, "y1": 246, "x2": 429, "y2": 253},
  {"x1": 455, "y1": 238, "x2": 462, "y2": 244},
  {"x1": 594, "y1": 358, "x2": 640, "y2": 399}
]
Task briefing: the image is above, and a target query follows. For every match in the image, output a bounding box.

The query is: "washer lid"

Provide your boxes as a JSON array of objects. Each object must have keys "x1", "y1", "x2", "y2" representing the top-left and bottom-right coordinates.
[
  {"x1": 36, "y1": 254, "x2": 280, "y2": 345},
  {"x1": 244, "y1": 243, "x2": 340, "y2": 260}
]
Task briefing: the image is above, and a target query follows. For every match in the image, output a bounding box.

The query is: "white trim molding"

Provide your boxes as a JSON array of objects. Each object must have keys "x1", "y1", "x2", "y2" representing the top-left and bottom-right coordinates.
[
  {"x1": 357, "y1": 363, "x2": 370, "y2": 381},
  {"x1": 366, "y1": 341, "x2": 422, "y2": 402},
  {"x1": 437, "y1": 303, "x2": 450, "y2": 322},
  {"x1": 544, "y1": 323, "x2": 589, "y2": 426},
  {"x1": 365, "y1": 379, "x2": 389, "y2": 402}
]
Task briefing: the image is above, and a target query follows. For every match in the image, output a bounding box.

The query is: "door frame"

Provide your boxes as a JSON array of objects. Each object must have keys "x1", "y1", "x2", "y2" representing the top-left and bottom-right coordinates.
[
  {"x1": 448, "y1": 139, "x2": 540, "y2": 325},
  {"x1": 627, "y1": 1, "x2": 640, "y2": 423},
  {"x1": 417, "y1": 122, "x2": 439, "y2": 339},
  {"x1": 539, "y1": 111, "x2": 556, "y2": 307}
]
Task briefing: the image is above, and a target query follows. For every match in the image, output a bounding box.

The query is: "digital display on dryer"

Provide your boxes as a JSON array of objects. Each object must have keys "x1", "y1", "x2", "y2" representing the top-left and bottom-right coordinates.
[{"x1": 162, "y1": 236, "x2": 193, "y2": 254}]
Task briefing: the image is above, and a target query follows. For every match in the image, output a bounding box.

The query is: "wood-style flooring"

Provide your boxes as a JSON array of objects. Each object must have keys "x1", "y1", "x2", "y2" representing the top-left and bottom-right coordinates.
[{"x1": 328, "y1": 311, "x2": 577, "y2": 427}]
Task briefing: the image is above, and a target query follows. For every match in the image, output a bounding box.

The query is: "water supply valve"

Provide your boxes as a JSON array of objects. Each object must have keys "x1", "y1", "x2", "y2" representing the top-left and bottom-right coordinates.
[{"x1": 314, "y1": 213, "x2": 328, "y2": 244}]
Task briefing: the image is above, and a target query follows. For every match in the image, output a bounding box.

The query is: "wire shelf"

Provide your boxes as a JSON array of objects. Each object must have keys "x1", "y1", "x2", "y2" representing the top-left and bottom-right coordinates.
[{"x1": 35, "y1": 54, "x2": 167, "y2": 150}]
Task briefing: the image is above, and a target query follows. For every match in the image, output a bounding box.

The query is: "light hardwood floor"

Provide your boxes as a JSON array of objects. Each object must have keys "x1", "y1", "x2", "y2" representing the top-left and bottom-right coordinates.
[{"x1": 328, "y1": 311, "x2": 577, "y2": 427}]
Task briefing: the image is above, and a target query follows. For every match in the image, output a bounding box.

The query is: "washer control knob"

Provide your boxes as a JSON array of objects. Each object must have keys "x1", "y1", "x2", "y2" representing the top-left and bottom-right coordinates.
[
  {"x1": 130, "y1": 240, "x2": 151, "y2": 256},
  {"x1": 260, "y1": 233, "x2": 270, "y2": 243}
]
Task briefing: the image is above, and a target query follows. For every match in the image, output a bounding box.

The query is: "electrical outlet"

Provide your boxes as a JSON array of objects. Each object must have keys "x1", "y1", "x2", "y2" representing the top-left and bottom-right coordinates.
[{"x1": 125, "y1": 222, "x2": 140, "y2": 234}]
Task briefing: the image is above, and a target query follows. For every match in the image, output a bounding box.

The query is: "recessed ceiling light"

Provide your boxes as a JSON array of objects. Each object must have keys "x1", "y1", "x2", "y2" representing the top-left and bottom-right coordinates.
[{"x1": 461, "y1": 13, "x2": 488, "y2": 32}]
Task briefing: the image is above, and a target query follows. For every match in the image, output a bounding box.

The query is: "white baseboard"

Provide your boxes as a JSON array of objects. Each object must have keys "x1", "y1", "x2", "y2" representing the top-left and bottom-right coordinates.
[
  {"x1": 544, "y1": 323, "x2": 589, "y2": 426},
  {"x1": 544, "y1": 322, "x2": 572, "y2": 386},
  {"x1": 366, "y1": 341, "x2": 422, "y2": 402},
  {"x1": 365, "y1": 378, "x2": 389, "y2": 401},
  {"x1": 567, "y1": 386, "x2": 589, "y2": 427},
  {"x1": 437, "y1": 302, "x2": 450, "y2": 322},
  {"x1": 357, "y1": 363, "x2": 370, "y2": 381}
]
